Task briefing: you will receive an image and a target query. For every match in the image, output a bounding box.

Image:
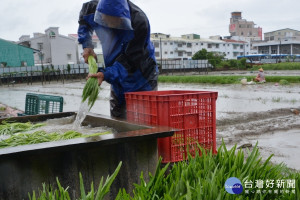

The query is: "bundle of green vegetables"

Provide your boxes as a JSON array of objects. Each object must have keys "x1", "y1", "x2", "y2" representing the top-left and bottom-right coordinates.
[
  {"x1": 0, "y1": 130, "x2": 111, "y2": 149},
  {"x1": 0, "y1": 121, "x2": 45, "y2": 135},
  {"x1": 82, "y1": 56, "x2": 100, "y2": 110}
]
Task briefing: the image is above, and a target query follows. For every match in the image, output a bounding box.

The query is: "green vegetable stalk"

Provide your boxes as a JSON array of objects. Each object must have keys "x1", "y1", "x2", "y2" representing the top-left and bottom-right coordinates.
[
  {"x1": 0, "y1": 130, "x2": 111, "y2": 149},
  {"x1": 0, "y1": 121, "x2": 45, "y2": 135},
  {"x1": 82, "y1": 56, "x2": 100, "y2": 110}
]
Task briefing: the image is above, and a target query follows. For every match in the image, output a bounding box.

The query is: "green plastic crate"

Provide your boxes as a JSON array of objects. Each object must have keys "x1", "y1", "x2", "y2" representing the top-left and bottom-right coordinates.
[{"x1": 25, "y1": 93, "x2": 64, "y2": 115}]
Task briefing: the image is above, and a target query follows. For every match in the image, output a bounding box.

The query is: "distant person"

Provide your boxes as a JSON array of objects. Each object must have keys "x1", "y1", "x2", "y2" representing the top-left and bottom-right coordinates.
[
  {"x1": 77, "y1": 0, "x2": 158, "y2": 119},
  {"x1": 254, "y1": 67, "x2": 266, "y2": 82}
]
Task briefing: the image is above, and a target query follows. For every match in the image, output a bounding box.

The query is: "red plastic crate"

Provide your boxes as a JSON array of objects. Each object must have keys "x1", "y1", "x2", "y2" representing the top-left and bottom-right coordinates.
[{"x1": 125, "y1": 90, "x2": 218, "y2": 163}]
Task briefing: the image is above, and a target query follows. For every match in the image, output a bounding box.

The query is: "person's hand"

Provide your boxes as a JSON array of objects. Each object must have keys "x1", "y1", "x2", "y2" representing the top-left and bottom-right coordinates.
[
  {"x1": 87, "y1": 72, "x2": 104, "y2": 86},
  {"x1": 83, "y1": 48, "x2": 97, "y2": 64}
]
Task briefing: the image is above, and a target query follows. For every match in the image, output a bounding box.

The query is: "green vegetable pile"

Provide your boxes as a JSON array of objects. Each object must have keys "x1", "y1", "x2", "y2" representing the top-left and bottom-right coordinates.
[
  {"x1": 82, "y1": 56, "x2": 100, "y2": 110},
  {"x1": 0, "y1": 130, "x2": 81, "y2": 148},
  {"x1": 0, "y1": 130, "x2": 111, "y2": 149},
  {"x1": 0, "y1": 121, "x2": 45, "y2": 135}
]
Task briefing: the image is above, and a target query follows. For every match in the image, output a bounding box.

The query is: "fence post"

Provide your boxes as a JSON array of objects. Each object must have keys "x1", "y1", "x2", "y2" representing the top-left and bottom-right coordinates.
[{"x1": 62, "y1": 65, "x2": 65, "y2": 84}]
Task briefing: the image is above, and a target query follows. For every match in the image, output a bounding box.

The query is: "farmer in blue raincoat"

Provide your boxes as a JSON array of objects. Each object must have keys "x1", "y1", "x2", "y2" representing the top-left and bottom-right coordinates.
[{"x1": 78, "y1": 0, "x2": 158, "y2": 119}]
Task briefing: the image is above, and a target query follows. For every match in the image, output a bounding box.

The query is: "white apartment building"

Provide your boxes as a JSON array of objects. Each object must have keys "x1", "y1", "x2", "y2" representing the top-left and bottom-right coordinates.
[
  {"x1": 18, "y1": 27, "x2": 77, "y2": 66},
  {"x1": 151, "y1": 33, "x2": 250, "y2": 61}
]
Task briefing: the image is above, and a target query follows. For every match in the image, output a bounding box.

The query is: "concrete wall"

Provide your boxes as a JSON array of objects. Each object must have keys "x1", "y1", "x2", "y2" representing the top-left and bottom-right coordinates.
[{"x1": 50, "y1": 36, "x2": 77, "y2": 65}]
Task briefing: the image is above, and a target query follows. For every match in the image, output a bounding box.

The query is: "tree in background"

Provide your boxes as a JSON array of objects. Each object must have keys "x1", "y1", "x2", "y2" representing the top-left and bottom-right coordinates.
[{"x1": 192, "y1": 49, "x2": 225, "y2": 68}]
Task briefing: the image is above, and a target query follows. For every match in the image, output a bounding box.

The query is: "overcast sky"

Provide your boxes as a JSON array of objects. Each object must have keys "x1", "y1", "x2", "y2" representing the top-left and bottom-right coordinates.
[{"x1": 1, "y1": 0, "x2": 300, "y2": 42}]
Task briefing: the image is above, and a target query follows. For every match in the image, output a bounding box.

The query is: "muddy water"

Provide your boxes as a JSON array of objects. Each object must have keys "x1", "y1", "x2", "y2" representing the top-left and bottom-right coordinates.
[
  {"x1": 158, "y1": 82, "x2": 300, "y2": 119},
  {"x1": 0, "y1": 80, "x2": 299, "y2": 170},
  {"x1": 247, "y1": 129, "x2": 300, "y2": 170},
  {"x1": 1, "y1": 81, "x2": 299, "y2": 119}
]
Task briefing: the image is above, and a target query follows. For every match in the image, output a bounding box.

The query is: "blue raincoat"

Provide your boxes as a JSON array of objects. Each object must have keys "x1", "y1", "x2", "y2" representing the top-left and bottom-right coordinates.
[{"x1": 78, "y1": 0, "x2": 158, "y2": 118}]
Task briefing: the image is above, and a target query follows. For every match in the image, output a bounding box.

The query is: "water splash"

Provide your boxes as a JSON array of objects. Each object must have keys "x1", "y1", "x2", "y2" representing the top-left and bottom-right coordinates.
[{"x1": 73, "y1": 101, "x2": 89, "y2": 129}]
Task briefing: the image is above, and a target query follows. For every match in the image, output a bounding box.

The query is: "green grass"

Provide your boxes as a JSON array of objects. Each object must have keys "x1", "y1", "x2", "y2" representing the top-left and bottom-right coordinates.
[
  {"x1": 279, "y1": 79, "x2": 290, "y2": 85},
  {"x1": 250, "y1": 62, "x2": 300, "y2": 70},
  {"x1": 158, "y1": 75, "x2": 300, "y2": 84}
]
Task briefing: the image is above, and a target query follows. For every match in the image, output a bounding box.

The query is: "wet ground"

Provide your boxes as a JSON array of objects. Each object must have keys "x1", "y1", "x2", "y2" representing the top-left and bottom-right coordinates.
[{"x1": 0, "y1": 79, "x2": 299, "y2": 170}]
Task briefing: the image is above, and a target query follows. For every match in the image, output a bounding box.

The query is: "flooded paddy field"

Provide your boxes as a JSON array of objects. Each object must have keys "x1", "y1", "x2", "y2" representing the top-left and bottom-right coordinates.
[{"x1": 0, "y1": 79, "x2": 299, "y2": 170}]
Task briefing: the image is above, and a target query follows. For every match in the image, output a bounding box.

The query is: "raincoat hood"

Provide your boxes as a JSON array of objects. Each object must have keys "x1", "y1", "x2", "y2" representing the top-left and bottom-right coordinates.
[{"x1": 94, "y1": 0, "x2": 133, "y2": 30}]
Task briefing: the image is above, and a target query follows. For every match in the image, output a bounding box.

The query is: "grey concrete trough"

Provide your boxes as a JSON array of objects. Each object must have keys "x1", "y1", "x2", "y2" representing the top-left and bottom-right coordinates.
[{"x1": 0, "y1": 112, "x2": 175, "y2": 199}]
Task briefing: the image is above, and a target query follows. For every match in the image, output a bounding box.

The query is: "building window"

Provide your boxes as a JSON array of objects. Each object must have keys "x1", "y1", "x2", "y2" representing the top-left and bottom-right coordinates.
[
  {"x1": 187, "y1": 52, "x2": 192, "y2": 56},
  {"x1": 154, "y1": 42, "x2": 159, "y2": 48},
  {"x1": 216, "y1": 44, "x2": 219, "y2": 48},
  {"x1": 155, "y1": 52, "x2": 159, "y2": 57},
  {"x1": 201, "y1": 43, "x2": 203, "y2": 45},
  {"x1": 241, "y1": 32, "x2": 244, "y2": 35},
  {"x1": 49, "y1": 31, "x2": 56, "y2": 38},
  {"x1": 178, "y1": 52, "x2": 183, "y2": 56},
  {"x1": 270, "y1": 36, "x2": 274, "y2": 40},
  {"x1": 67, "y1": 54, "x2": 72, "y2": 60},
  {"x1": 187, "y1": 43, "x2": 192, "y2": 48},
  {"x1": 178, "y1": 43, "x2": 183, "y2": 47},
  {"x1": 37, "y1": 43, "x2": 43, "y2": 50},
  {"x1": 227, "y1": 52, "x2": 230, "y2": 54},
  {"x1": 227, "y1": 44, "x2": 230, "y2": 46},
  {"x1": 223, "y1": 44, "x2": 225, "y2": 46},
  {"x1": 208, "y1": 44, "x2": 212, "y2": 48},
  {"x1": 164, "y1": 51, "x2": 168, "y2": 54},
  {"x1": 240, "y1": 45, "x2": 243, "y2": 49},
  {"x1": 164, "y1": 42, "x2": 167, "y2": 45},
  {"x1": 196, "y1": 43, "x2": 198, "y2": 45},
  {"x1": 170, "y1": 51, "x2": 173, "y2": 54},
  {"x1": 170, "y1": 42, "x2": 173, "y2": 45}
]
